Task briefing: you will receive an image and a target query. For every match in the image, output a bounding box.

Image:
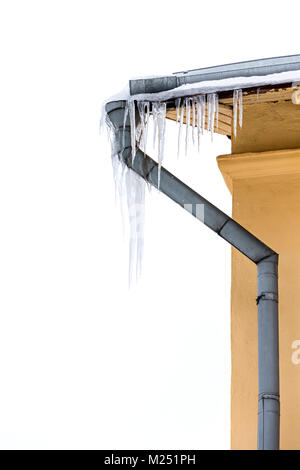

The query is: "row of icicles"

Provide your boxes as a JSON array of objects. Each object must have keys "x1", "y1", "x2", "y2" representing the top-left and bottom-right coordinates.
[
  {"x1": 123, "y1": 89, "x2": 243, "y2": 187},
  {"x1": 111, "y1": 89, "x2": 243, "y2": 285}
]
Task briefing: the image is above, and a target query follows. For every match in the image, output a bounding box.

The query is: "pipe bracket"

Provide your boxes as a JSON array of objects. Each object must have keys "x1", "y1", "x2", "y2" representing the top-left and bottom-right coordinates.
[
  {"x1": 258, "y1": 393, "x2": 280, "y2": 402},
  {"x1": 256, "y1": 292, "x2": 278, "y2": 305}
]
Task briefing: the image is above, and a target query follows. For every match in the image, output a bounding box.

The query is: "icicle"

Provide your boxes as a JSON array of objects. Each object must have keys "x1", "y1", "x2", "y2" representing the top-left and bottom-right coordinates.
[
  {"x1": 137, "y1": 101, "x2": 150, "y2": 155},
  {"x1": 137, "y1": 102, "x2": 145, "y2": 152},
  {"x1": 152, "y1": 102, "x2": 158, "y2": 148},
  {"x1": 125, "y1": 168, "x2": 146, "y2": 286},
  {"x1": 136, "y1": 100, "x2": 166, "y2": 188},
  {"x1": 108, "y1": 133, "x2": 146, "y2": 286},
  {"x1": 135, "y1": 183, "x2": 145, "y2": 282},
  {"x1": 111, "y1": 153, "x2": 128, "y2": 234},
  {"x1": 212, "y1": 94, "x2": 216, "y2": 138},
  {"x1": 145, "y1": 102, "x2": 150, "y2": 151},
  {"x1": 128, "y1": 100, "x2": 136, "y2": 162},
  {"x1": 175, "y1": 98, "x2": 181, "y2": 126},
  {"x1": 207, "y1": 93, "x2": 216, "y2": 141},
  {"x1": 196, "y1": 96, "x2": 201, "y2": 152},
  {"x1": 233, "y1": 89, "x2": 243, "y2": 137},
  {"x1": 215, "y1": 93, "x2": 219, "y2": 130},
  {"x1": 122, "y1": 102, "x2": 129, "y2": 158},
  {"x1": 238, "y1": 90, "x2": 243, "y2": 128},
  {"x1": 185, "y1": 98, "x2": 191, "y2": 155},
  {"x1": 201, "y1": 95, "x2": 206, "y2": 135},
  {"x1": 177, "y1": 99, "x2": 185, "y2": 158},
  {"x1": 207, "y1": 94, "x2": 212, "y2": 134},
  {"x1": 156, "y1": 102, "x2": 167, "y2": 188},
  {"x1": 105, "y1": 105, "x2": 147, "y2": 286},
  {"x1": 195, "y1": 95, "x2": 206, "y2": 150},
  {"x1": 233, "y1": 89, "x2": 239, "y2": 137},
  {"x1": 144, "y1": 101, "x2": 150, "y2": 153},
  {"x1": 192, "y1": 98, "x2": 196, "y2": 146}
]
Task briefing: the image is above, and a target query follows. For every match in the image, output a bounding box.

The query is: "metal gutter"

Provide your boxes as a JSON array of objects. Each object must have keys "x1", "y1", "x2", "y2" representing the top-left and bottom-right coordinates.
[
  {"x1": 129, "y1": 53, "x2": 300, "y2": 95},
  {"x1": 106, "y1": 100, "x2": 280, "y2": 450}
]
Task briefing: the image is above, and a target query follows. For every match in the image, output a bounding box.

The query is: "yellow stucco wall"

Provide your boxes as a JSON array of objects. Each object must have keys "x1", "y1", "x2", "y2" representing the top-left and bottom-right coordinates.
[{"x1": 217, "y1": 149, "x2": 300, "y2": 450}]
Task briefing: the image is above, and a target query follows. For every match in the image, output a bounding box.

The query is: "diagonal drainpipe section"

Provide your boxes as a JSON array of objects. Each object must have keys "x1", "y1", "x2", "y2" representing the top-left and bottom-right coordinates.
[{"x1": 105, "y1": 100, "x2": 280, "y2": 450}]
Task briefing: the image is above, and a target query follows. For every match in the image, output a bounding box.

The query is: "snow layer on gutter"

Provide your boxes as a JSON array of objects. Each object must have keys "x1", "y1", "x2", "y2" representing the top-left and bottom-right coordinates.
[
  {"x1": 130, "y1": 69, "x2": 300, "y2": 102},
  {"x1": 103, "y1": 70, "x2": 300, "y2": 109}
]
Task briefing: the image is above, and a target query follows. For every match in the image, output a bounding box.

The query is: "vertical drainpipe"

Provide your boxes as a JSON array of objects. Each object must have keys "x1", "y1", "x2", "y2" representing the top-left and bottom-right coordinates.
[
  {"x1": 105, "y1": 100, "x2": 280, "y2": 450},
  {"x1": 257, "y1": 254, "x2": 280, "y2": 450}
]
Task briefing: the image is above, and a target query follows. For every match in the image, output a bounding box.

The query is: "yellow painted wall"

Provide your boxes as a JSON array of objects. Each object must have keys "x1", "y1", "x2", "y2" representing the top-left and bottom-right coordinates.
[{"x1": 218, "y1": 149, "x2": 300, "y2": 450}]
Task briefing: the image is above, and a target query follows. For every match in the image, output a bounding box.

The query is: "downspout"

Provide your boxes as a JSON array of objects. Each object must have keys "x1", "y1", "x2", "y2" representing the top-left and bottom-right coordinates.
[
  {"x1": 106, "y1": 100, "x2": 280, "y2": 450},
  {"x1": 257, "y1": 255, "x2": 279, "y2": 450}
]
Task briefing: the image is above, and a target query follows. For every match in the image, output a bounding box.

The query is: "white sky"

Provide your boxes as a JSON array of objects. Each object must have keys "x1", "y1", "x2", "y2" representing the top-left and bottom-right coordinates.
[{"x1": 0, "y1": 0, "x2": 299, "y2": 450}]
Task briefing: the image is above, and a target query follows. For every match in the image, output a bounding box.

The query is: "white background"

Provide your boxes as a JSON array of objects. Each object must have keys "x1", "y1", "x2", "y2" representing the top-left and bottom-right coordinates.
[{"x1": 0, "y1": 0, "x2": 299, "y2": 450}]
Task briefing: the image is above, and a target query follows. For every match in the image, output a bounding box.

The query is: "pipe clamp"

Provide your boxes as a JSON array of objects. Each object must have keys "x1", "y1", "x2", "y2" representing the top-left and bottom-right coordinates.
[{"x1": 256, "y1": 292, "x2": 278, "y2": 305}]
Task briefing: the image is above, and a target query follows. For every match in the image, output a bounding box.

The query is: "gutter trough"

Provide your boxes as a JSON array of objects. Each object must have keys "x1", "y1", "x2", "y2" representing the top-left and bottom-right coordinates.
[{"x1": 129, "y1": 53, "x2": 300, "y2": 96}]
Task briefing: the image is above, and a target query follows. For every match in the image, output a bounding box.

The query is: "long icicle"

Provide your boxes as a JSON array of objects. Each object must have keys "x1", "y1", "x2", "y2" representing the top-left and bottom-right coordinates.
[
  {"x1": 125, "y1": 168, "x2": 146, "y2": 286},
  {"x1": 134, "y1": 172, "x2": 145, "y2": 283},
  {"x1": 157, "y1": 102, "x2": 167, "y2": 188},
  {"x1": 215, "y1": 93, "x2": 219, "y2": 131},
  {"x1": 212, "y1": 94, "x2": 216, "y2": 140},
  {"x1": 128, "y1": 100, "x2": 136, "y2": 162},
  {"x1": 192, "y1": 98, "x2": 196, "y2": 146},
  {"x1": 122, "y1": 102, "x2": 129, "y2": 159},
  {"x1": 233, "y1": 89, "x2": 239, "y2": 138},
  {"x1": 238, "y1": 90, "x2": 243, "y2": 128},
  {"x1": 185, "y1": 98, "x2": 191, "y2": 156},
  {"x1": 137, "y1": 101, "x2": 145, "y2": 153},
  {"x1": 207, "y1": 94, "x2": 216, "y2": 141},
  {"x1": 196, "y1": 96, "x2": 201, "y2": 152},
  {"x1": 144, "y1": 102, "x2": 151, "y2": 192},
  {"x1": 109, "y1": 110, "x2": 146, "y2": 286},
  {"x1": 177, "y1": 99, "x2": 185, "y2": 158},
  {"x1": 144, "y1": 101, "x2": 150, "y2": 154},
  {"x1": 176, "y1": 98, "x2": 181, "y2": 126},
  {"x1": 207, "y1": 94, "x2": 212, "y2": 135},
  {"x1": 152, "y1": 102, "x2": 158, "y2": 148},
  {"x1": 201, "y1": 95, "x2": 206, "y2": 135},
  {"x1": 137, "y1": 101, "x2": 150, "y2": 155}
]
